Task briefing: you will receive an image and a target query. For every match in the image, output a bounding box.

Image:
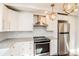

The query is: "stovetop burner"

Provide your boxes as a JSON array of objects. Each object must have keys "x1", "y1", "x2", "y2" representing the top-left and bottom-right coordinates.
[{"x1": 33, "y1": 36, "x2": 50, "y2": 43}]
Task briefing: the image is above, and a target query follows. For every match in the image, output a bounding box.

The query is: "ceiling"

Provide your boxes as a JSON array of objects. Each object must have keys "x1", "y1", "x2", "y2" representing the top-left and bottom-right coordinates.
[{"x1": 4, "y1": 3, "x2": 79, "y2": 16}]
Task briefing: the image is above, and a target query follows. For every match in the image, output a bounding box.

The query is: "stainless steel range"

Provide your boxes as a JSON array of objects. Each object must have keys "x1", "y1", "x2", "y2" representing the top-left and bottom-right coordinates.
[{"x1": 33, "y1": 36, "x2": 50, "y2": 56}]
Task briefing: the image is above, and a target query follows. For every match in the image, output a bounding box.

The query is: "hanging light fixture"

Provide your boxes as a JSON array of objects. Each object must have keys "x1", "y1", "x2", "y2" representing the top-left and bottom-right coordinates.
[
  {"x1": 49, "y1": 4, "x2": 57, "y2": 20},
  {"x1": 45, "y1": 3, "x2": 78, "y2": 21},
  {"x1": 63, "y1": 3, "x2": 78, "y2": 14}
]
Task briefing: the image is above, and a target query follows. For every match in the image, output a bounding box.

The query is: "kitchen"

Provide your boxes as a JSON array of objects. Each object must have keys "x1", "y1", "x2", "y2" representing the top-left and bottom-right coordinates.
[{"x1": 0, "y1": 3, "x2": 79, "y2": 56}]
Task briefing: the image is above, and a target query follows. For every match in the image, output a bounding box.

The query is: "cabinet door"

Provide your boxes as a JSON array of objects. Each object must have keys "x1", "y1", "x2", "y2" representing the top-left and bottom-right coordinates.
[
  {"x1": 0, "y1": 4, "x2": 4, "y2": 32},
  {"x1": 18, "y1": 12, "x2": 33, "y2": 31},
  {"x1": 3, "y1": 6, "x2": 10, "y2": 31},
  {"x1": 3, "y1": 6, "x2": 18, "y2": 31},
  {"x1": 10, "y1": 41, "x2": 34, "y2": 56},
  {"x1": 3, "y1": 7, "x2": 33, "y2": 31},
  {"x1": 8, "y1": 9, "x2": 18, "y2": 31},
  {"x1": 0, "y1": 4, "x2": 11, "y2": 32}
]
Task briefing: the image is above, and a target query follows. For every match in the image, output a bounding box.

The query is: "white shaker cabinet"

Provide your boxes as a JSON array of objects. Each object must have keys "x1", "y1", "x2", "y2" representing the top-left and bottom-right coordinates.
[
  {"x1": 0, "y1": 4, "x2": 19, "y2": 31},
  {"x1": 10, "y1": 41, "x2": 34, "y2": 56},
  {"x1": 18, "y1": 12, "x2": 33, "y2": 31},
  {"x1": 6, "y1": 9, "x2": 18, "y2": 31},
  {"x1": 3, "y1": 6, "x2": 19, "y2": 31},
  {"x1": 0, "y1": 4, "x2": 4, "y2": 32},
  {"x1": 3, "y1": 5, "x2": 10, "y2": 31},
  {"x1": 3, "y1": 8, "x2": 33, "y2": 31},
  {"x1": 0, "y1": 4, "x2": 33, "y2": 31}
]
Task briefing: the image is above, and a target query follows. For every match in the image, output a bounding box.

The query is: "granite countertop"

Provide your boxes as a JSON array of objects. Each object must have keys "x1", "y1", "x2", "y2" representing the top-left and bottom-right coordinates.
[
  {"x1": 7, "y1": 37, "x2": 33, "y2": 41},
  {"x1": 47, "y1": 36, "x2": 57, "y2": 40},
  {"x1": 0, "y1": 37, "x2": 34, "y2": 42}
]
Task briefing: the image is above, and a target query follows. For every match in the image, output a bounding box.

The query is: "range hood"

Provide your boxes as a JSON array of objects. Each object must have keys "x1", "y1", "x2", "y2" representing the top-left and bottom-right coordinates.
[{"x1": 34, "y1": 15, "x2": 48, "y2": 27}]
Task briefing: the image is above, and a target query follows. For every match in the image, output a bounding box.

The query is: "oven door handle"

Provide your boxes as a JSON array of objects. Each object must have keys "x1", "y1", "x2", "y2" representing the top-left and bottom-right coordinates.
[{"x1": 35, "y1": 42, "x2": 50, "y2": 44}]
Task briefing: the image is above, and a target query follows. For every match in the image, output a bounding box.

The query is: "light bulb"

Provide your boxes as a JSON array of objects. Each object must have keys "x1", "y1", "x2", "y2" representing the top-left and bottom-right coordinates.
[
  {"x1": 49, "y1": 12, "x2": 56, "y2": 20},
  {"x1": 74, "y1": 8, "x2": 78, "y2": 12},
  {"x1": 63, "y1": 3, "x2": 78, "y2": 14},
  {"x1": 67, "y1": 4, "x2": 72, "y2": 10},
  {"x1": 44, "y1": 11, "x2": 48, "y2": 14}
]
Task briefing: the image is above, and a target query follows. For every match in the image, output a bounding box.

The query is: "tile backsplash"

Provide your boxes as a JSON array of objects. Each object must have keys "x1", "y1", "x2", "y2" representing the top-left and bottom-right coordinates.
[{"x1": 33, "y1": 27, "x2": 53, "y2": 36}]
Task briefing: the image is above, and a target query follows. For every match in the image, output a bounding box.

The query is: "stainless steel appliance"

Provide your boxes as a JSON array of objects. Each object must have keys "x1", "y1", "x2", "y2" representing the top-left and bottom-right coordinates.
[
  {"x1": 58, "y1": 20, "x2": 70, "y2": 56},
  {"x1": 33, "y1": 36, "x2": 50, "y2": 56},
  {"x1": 34, "y1": 15, "x2": 48, "y2": 27}
]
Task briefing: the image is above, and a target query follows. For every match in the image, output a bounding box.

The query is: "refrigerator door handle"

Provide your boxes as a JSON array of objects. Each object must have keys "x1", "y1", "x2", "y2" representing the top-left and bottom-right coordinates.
[{"x1": 59, "y1": 32, "x2": 69, "y2": 34}]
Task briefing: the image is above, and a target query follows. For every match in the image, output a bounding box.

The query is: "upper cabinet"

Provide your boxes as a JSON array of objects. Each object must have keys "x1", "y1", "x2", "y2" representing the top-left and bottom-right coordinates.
[
  {"x1": 0, "y1": 4, "x2": 4, "y2": 32},
  {"x1": 3, "y1": 5, "x2": 19, "y2": 31},
  {"x1": 0, "y1": 4, "x2": 10, "y2": 32},
  {"x1": 18, "y1": 12, "x2": 33, "y2": 31},
  {"x1": 0, "y1": 4, "x2": 33, "y2": 32}
]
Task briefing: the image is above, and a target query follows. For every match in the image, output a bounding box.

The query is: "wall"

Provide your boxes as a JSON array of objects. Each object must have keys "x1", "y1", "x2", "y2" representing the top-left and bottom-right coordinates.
[
  {"x1": 76, "y1": 16, "x2": 79, "y2": 47},
  {"x1": 33, "y1": 27, "x2": 53, "y2": 37},
  {"x1": 75, "y1": 16, "x2": 79, "y2": 55}
]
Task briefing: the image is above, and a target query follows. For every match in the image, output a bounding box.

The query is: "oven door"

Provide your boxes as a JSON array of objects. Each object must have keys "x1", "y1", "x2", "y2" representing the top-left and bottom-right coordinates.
[{"x1": 35, "y1": 42, "x2": 50, "y2": 56}]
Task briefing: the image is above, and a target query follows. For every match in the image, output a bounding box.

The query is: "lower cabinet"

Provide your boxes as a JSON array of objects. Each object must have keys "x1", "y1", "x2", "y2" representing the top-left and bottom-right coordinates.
[
  {"x1": 10, "y1": 41, "x2": 34, "y2": 56},
  {"x1": 50, "y1": 39, "x2": 57, "y2": 55}
]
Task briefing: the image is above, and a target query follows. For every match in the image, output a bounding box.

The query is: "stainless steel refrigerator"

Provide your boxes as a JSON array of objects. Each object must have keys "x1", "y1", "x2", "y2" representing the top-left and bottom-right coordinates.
[{"x1": 58, "y1": 20, "x2": 70, "y2": 56}]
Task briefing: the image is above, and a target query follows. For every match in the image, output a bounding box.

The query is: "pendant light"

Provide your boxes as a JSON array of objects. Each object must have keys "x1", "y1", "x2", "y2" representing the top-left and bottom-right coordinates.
[
  {"x1": 49, "y1": 4, "x2": 57, "y2": 20},
  {"x1": 45, "y1": 3, "x2": 78, "y2": 21},
  {"x1": 63, "y1": 3, "x2": 78, "y2": 14}
]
